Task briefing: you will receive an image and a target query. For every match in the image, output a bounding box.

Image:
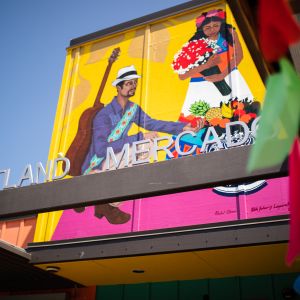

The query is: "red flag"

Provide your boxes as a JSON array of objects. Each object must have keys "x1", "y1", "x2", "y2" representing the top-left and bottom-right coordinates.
[
  {"x1": 258, "y1": 0, "x2": 300, "y2": 62},
  {"x1": 286, "y1": 138, "x2": 300, "y2": 266}
]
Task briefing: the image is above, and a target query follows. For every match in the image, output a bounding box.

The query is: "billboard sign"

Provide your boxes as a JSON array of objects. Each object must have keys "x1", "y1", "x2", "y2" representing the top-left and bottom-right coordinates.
[{"x1": 33, "y1": 2, "x2": 289, "y2": 243}]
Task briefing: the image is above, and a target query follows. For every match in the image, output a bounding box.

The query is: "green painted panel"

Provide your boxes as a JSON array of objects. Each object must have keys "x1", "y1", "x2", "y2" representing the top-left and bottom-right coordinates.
[
  {"x1": 240, "y1": 275, "x2": 273, "y2": 300},
  {"x1": 96, "y1": 272, "x2": 300, "y2": 300},
  {"x1": 273, "y1": 273, "x2": 300, "y2": 300},
  {"x1": 123, "y1": 283, "x2": 150, "y2": 300},
  {"x1": 210, "y1": 277, "x2": 240, "y2": 300},
  {"x1": 151, "y1": 282, "x2": 178, "y2": 300},
  {"x1": 96, "y1": 285, "x2": 123, "y2": 300},
  {"x1": 179, "y1": 279, "x2": 209, "y2": 300}
]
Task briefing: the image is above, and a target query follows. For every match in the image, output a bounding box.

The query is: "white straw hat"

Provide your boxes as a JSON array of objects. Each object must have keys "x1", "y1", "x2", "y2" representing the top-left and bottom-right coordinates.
[{"x1": 112, "y1": 65, "x2": 141, "y2": 87}]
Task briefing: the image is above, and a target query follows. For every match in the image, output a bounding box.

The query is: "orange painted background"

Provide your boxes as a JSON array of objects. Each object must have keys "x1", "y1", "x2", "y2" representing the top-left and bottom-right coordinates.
[{"x1": 0, "y1": 216, "x2": 36, "y2": 248}]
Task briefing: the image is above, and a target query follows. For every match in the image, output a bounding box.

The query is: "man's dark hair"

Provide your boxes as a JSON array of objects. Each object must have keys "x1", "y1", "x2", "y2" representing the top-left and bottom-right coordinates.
[{"x1": 116, "y1": 81, "x2": 125, "y2": 89}]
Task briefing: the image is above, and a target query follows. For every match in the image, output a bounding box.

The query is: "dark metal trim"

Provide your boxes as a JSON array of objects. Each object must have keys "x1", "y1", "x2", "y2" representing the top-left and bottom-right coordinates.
[
  {"x1": 227, "y1": 0, "x2": 269, "y2": 82},
  {"x1": 27, "y1": 216, "x2": 289, "y2": 264},
  {"x1": 0, "y1": 240, "x2": 31, "y2": 259},
  {"x1": 28, "y1": 215, "x2": 289, "y2": 247},
  {"x1": 0, "y1": 214, "x2": 37, "y2": 222},
  {"x1": 0, "y1": 146, "x2": 288, "y2": 219},
  {"x1": 290, "y1": 0, "x2": 300, "y2": 13},
  {"x1": 0, "y1": 241, "x2": 82, "y2": 291},
  {"x1": 69, "y1": 0, "x2": 217, "y2": 47}
]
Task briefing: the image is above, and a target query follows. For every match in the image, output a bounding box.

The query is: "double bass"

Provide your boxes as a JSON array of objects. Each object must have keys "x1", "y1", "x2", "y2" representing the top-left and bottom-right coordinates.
[{"x1": 65, "y1": 48, "x2": 120, "y2": 176}]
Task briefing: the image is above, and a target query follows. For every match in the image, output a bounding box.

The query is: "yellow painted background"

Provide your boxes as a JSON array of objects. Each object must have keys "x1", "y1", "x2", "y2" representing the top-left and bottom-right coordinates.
[{"x1": 34, "y1": 1, "x2": 265, "y2": 242}]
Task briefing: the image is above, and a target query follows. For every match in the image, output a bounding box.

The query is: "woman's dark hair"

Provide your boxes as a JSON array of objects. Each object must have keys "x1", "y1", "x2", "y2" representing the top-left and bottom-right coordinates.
[{"x1": 189, "y1": 16, "x2": 234, "y2": 46}]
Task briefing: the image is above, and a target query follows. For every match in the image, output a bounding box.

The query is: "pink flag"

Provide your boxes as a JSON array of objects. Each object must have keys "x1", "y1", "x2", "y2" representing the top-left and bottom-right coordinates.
[{"x1": 286, "y1": 138, "x2": 300, "y2": 265}]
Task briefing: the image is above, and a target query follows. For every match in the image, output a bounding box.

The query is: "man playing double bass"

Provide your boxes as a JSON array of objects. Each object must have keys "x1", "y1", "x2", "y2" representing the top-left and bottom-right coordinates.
[{"x1": 76, "y1": 65, "x2": 203, "y2": 225}]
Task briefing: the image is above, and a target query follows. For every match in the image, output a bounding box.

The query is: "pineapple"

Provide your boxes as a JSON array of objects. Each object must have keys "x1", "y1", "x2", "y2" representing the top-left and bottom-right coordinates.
[{"x1": 205, "y1": 107, "x2": 222, "y2": 122}]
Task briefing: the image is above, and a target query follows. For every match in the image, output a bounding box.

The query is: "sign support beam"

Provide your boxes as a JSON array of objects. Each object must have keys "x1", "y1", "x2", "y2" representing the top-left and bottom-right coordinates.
[{"x1": 0, "y1": 146, "x2": 287, "y2": 219}]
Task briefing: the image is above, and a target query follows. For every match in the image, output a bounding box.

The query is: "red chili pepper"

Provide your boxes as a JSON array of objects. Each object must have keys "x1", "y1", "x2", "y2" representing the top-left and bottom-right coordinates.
[
  {"x1": 234, "y1": 109, "x2": 246, "y2": 116},
  {"x1": 248, "y1": 113, "x2": 257, "y2": 119}
]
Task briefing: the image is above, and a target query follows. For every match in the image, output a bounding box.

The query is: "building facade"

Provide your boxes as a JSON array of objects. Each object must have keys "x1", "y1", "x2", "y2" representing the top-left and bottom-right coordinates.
[{"x1": 0, "y1": 0, "x2": 300, "y2": 299}]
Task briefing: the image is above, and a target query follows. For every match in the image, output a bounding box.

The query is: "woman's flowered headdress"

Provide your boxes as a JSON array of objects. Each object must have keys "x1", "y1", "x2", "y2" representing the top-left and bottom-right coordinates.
[{"x1": 196, "y1": 9, "x2": 226, "y2": 28}]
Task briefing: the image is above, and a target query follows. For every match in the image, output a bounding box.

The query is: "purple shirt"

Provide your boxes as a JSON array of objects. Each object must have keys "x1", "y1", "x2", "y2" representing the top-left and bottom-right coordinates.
[{"x1": 81, "y1": 97, "x2": 186, "y2": 173}]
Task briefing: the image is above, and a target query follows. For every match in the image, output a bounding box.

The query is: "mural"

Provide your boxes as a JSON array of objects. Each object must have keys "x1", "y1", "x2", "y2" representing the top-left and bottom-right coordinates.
[
  {"x1": 75, "y1": 64, "x2": 202, "y2": 225},
  {"x1": 51, "y1": 177, "x2": 289, "y2": 240},
  {"x1": 34, "y1": 4, "x2": 286, "y2": 242},
  {"x1": 168, "y1": 8, "x2": 264, "y2": 197}
]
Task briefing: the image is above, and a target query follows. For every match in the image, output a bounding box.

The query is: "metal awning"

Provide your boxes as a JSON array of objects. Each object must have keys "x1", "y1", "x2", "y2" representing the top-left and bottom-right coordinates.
[{"x1": 0, "y1": 239, "x2": 81, "y2": 292}]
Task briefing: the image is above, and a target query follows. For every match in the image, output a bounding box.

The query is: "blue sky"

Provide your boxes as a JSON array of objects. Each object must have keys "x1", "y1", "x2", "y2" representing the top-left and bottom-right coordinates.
[{"x1": 0, "y1": 0, "x2": 188, "y2": 187}]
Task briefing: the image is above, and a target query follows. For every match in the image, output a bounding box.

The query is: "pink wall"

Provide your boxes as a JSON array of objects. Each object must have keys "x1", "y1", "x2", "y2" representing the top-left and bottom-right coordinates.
[{"x1": 52, "y1": 177, "x2": 289, "y2": 241}]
